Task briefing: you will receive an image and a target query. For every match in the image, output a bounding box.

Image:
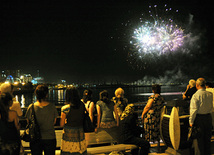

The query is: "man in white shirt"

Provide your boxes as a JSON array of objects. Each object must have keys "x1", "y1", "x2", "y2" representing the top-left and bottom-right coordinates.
[{"x1": 190, "y1": 78, "x2": 213, "y2": 155}]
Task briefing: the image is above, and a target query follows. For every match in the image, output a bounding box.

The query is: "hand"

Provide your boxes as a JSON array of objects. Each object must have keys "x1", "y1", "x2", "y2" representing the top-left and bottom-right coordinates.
[
  {"x1": 187, "y1": 84, "x2": 190, "y2": 89},
  {"x1": 95, "y1": 128, "x2": 98, "y2": 133}
]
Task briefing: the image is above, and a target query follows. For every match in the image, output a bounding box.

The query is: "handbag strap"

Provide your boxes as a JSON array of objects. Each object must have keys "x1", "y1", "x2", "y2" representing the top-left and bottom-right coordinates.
[
  {"x1": 88, "y1": 101, "x2": 91, "y2": 109},
  {"x1": 31, "y1": 103, "x2": 39, "y2": 125}
]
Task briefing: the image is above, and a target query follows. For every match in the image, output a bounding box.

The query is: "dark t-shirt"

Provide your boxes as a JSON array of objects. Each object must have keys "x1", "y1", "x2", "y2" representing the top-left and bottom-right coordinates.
[
  {"x1": 185, "y1": 87, "x2": 197, "y2": 100},
  {"x1": 119, "y1": 113, "x2": 142, "y2": 143},
  {"x1": 61, "y1": 102, "x2": 85, "y2": 127}
]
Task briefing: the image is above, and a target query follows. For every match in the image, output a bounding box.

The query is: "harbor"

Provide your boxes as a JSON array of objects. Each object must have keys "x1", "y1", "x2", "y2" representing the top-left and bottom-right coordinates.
[{"x1": 15, "y1": 84, "x2": 214, "y2": 154}]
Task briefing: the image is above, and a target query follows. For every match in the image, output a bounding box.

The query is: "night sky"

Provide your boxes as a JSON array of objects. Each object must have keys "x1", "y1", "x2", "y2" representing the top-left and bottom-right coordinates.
[{"x1": 0, "y1": 1, "x2": 214, "y2": 83}]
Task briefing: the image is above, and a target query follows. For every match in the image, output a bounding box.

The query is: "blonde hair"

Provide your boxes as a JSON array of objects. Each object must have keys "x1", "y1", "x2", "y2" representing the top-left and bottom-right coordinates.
[
  {"x1": 115, "y1": 87, "x2": 124, "y2": 97},
  {"x1": 0, "y1": 83, "x2": 12, "y2": 95},
  {"x1": 189, "y1": 79, "x2": 196, "y2": 87}
]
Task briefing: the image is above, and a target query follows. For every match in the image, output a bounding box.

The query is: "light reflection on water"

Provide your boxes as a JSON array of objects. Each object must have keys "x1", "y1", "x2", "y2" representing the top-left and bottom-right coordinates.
[{"x1": 15, "y1": 85, "x2": 186, "y2": 108}]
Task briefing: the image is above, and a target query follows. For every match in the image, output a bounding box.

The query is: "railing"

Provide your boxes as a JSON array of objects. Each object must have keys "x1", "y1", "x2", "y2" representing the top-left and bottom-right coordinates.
[{"x1": 20, "y1": 103, "x2": 147, "y2": 129}]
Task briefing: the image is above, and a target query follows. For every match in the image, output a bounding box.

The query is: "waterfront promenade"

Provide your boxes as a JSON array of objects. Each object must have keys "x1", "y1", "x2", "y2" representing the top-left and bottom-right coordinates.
[
  {"x1": 21, "y1": 129, "x2": 214, "y2": 155},
  {"x1": 19, "y1": 103, "x2": 214, "y2": 155}
]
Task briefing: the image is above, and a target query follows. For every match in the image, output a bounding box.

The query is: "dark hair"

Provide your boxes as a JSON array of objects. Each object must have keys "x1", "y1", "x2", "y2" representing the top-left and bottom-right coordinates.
[
  {"x1": 152, "y1": 84, "x2": 161, "y2": 94},
  {"x1": 0, "y1": 93, "x2": 13, "y2": 122},
  {"x1": 35, "y1": 85, "x2": 49, "y2": 102},
  {"x1": 82, "y1": 89, "x2": 93, "y2": 103},
  {"x1": 99, "y1": 90, "x2": 110, "y2": 104},
  {"x1": 65, "y1": 87, "x2": 81, "y2": 108},
  {"x1": 206, "y1": 82, "x2": 213, "y2": 88}
]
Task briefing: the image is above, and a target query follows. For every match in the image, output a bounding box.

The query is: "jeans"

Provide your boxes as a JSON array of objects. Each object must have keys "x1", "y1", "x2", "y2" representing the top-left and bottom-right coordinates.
[{"x1": 30, "y1": 139, "x2": 56, "y2": 155}]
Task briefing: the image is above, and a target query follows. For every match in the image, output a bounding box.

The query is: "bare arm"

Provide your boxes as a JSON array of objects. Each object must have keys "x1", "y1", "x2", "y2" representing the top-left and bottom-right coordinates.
[
  {"x1": 53, "y1": 118, "x2": 57, "y2": 125},
  {"x1": 89, "y1": 102, "x2": 94, "y2": 122},
  {"x1": 114, "y1": 105, "x2": 119, "y2": 126},
  {"x1": 141, "y1": 98, "x2": 154, "y2": 120},
  {"x1": 14, "y1": 112, "x2": 20, "y2": 131},
  {"x1": 9, "y1": 111, "x2": 20, "y2": 131},
  {"x1": 183, "y1": 85, "x2": 190, "y2": 100},
  {"x1": 60, "y1": 112, "x2": 66, "y2": 127},
  {"x1": 96, "y1": 105, "x2": 101, "y2": 128}
]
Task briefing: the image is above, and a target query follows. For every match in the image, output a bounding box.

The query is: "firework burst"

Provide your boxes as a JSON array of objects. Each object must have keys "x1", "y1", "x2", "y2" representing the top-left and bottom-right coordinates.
[
  {"x1": 131, "y1": 4, "x2": 185, "y2": 56},
  {"x1": 129, "y1": 4, "x2": 186, "y2": 66}
]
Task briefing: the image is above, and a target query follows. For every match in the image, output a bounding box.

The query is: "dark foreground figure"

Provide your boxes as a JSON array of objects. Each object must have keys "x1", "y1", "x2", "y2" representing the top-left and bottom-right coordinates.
[{"x1": 119, "y1": 104, "x2": 150, "y2": 155}]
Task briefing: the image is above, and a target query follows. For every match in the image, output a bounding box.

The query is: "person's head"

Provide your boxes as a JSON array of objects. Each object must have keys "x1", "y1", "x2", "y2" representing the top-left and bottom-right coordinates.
[
  {"x1": 189, "y1": 79, "x2": 196, "y2": 88},
  {"x1": 196, "y1": 78, "x2": 206, "y2": 90},
  {"x1": 65, "y1": 86, "x2": 81, "y2": 108},
  {"x1": 82, "y1": 89, "x2": 93, "y2": 103},
  {"x1": 35, "y1": 84, "x2": 49, "y2": 102},
  {"x1": 206, "y1": 82, "x2": 213, "y2": 88},
  {"x1": 115, "y1": 87, "x2": 124, "y2": 99},
  {"x1": 0, "y1": 83, "x2": 14, "y2": 96},
  {"x1": 0, "y1": 92, "x2": 13, "y2": 108},
  {"x1": 152, "y1": 84, "x2": 161, "y2": 94},
  {"x1": 99, "y1": 90, "x2": 109, "y2": 104},
  {"x1": 0, "y1": 93, "x2": 13, "y2": 122},
  {"x1": 120, "y1": 104, "x2": 135, "y2": 121}
]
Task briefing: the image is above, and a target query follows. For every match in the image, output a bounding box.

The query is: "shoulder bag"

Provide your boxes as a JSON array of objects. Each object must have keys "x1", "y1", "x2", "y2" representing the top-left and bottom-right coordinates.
[{"x1": 21, "y1": 104, "x2": 41, "y2": 142}]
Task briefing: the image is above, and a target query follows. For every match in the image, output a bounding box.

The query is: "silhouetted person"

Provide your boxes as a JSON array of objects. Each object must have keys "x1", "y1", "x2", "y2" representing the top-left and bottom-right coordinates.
[
  {"x1": 119, "y1": 104, "x2": 150, "y2": 155},
  {"x1": 0, "y1": 93, "x2": 20, "y2": 155}
]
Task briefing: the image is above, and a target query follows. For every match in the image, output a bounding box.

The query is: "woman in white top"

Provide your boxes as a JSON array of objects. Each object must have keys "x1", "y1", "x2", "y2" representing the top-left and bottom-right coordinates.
[{"x1": 81, "y1": 89, "x2": 95, "y2": 122}]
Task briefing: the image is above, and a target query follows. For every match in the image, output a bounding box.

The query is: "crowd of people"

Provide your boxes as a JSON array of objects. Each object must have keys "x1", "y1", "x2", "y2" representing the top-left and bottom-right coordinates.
[{"x1": 0, "y1": 77, "x2": 213, "y2": 155}]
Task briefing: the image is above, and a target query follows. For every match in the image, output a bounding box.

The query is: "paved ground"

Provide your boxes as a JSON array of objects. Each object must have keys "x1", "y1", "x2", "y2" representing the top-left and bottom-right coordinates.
[{"x1": 21, "y1": 130, "x2": 214, "y2": 155}]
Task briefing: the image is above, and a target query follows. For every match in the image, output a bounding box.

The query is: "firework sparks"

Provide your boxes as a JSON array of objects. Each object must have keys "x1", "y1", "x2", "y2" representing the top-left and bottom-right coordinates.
[{"x1": 130, "y1": 4, "x2": 185, "y2": 56}]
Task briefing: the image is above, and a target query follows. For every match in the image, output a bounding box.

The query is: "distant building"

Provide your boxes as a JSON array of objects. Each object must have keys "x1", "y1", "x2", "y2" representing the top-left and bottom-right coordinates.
[
  {"x1": 20, "y1": 74, "x2": 32, "y2": 83},
  {"x1": 61, "y1": 80, "x2": 66, "y2": 85},
  {"x1": 32, "y1": 77, "x2": 44, "y2": 84},
  {"x1": 1, "y1": 70, "x2": 21, "y2": 82},
  {"x1": 1, "y1": 71, "x2": 6, "y2": 81},
  {"x1": 5, "y1": 75, "x2": 14, "y2": 83}
]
